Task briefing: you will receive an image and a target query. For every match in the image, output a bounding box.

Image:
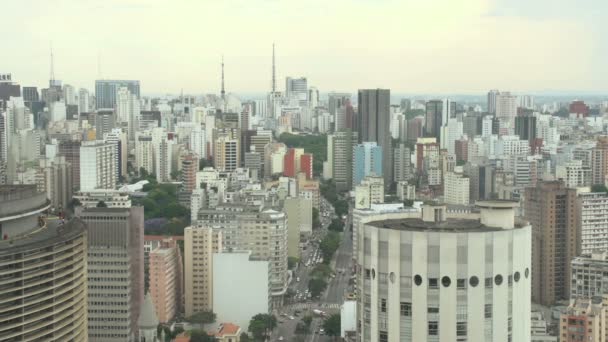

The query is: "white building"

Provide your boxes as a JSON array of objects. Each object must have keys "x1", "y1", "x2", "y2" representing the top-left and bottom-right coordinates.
[
  {"x1": 213, "y1": 251, "x2": 270, "y2": 330},
  {"x1": 355, "y1": 175, "x2": 384, "y2": 209},
  {"x1": 80, "y1": 140, "x2": 117, "y2": 191},
  {"x1": 78, "y1": 88, "x2": 90, "y2": 113},
  {"x1": 155, "y1": 136, "x2": 173, "y2": 182},
  {"x1": 50, "y1": 101, "x2": 67, "y2": 122},
  {"x1": 284, "y1": 197, "x2": 313, "y2": 258},
  {"x1": 136, "y1": 133, "x2": 154, "y2": 175},
  {"x1": 496, "y1": 135, "x2": 530, "y2": 157},
  {"x1": 190, "y1": 124, "x2": 206, "y2": 159},
  {"x1": 578, "y1": 191, "x2": 608, "y2": 255},
  {"x1": 481, "y1": 116, "x2": 493, "y2": 137},
  {"x1": 116, "y1": 87, "x2": 141, "y2": 141},
  {"x1": 556, "y1": 160, "x2": 591, "y2": 188},
  {"x1": 396, "y1": 181, "x2": 416, "y2": 201},
  {"x1": 495, "y1": 91, "x2": 517, "y2": 124},
  {"x1": 356, "y1": 202, "x2": 531, "y2": 342},
  {"x1": 444, "y1": 168, "x2": 470, "y2": 205},
  {"x1": 104, "y1": 128, "x2": 128, "y2": 179}
]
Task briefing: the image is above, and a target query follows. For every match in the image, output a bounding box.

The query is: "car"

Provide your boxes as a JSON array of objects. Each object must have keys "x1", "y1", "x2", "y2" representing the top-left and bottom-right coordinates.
[
  {"x1": 289, "y1": 316, "x2": 295, "y2": 320},
  {"x1": 296, "y1": 277, "x2": 300, "y2": 282},
  {"x1": 278, "y1": 336, "x2": 284, "y2": 341}
]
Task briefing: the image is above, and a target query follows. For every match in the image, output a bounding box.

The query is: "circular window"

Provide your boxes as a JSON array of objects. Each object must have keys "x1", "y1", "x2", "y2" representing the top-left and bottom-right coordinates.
[
  {"x1": 525, "y1": 268, "x2": 529, "y2": 279},
  {"x1": 414, "y1": 275, "x2": 423, "y2": 286},
  {"x1": 371, "y1": 269, "x2": 376, "y2": 280},
  {"x1": 469, "y1": 276, "x2": 479, "y2": 287},
  {"x1": 389, "y1": 272, "x2": 396, "y2": 284},
  {"x1": 514, "y1": 272, "x2": 521, "y2": 282},
  {"x1": 494, "y1": 274, "x2": 503, "y2": 286},
  {"x1": 441, "y1": 276, "x2": 451, "y2": 287}
]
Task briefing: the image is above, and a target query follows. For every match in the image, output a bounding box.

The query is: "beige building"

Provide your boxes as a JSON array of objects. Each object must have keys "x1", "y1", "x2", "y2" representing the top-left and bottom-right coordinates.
[
  {"x1": 524, "y1": 180, "x2": 579, "y2": 305},
  {"x1": 184, "y1": 226, "x2": 223, "y2": 317},
  {"x1": 284, "y1": 197, "x2": 313, "y2": 258},
  {"x1": 214, "y1": 136, "x2": 239, "y2": 172},
  {"x1": 443, "y1": 168, "x2": 470, "y2": 205},
  {"x1": 149, "y1": 238, "x2": 183, "y2": 323},
  {"x1": 0, "y1": 185, "x2": 88, "y2": 341},
  {"x1": 560, "y1": 297, "x2": 608, "y2": 342},
  {"x1": 354, "y1": 175, "x2": 384, "y2": 209}
]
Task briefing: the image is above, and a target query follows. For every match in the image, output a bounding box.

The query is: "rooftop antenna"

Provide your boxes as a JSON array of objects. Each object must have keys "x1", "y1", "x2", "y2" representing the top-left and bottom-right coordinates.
[
  {"x1": 272, "y1": 43, "x2": 276, "y2": 93},
  {"x1": 221, "y1": 55, "x2": 225, "y2": 102},
  {"x1": 50, "y1": 42, "x2": 55, "y2": 85},
  {"x1": 97, "y1": 51, "x2": 102, "y2": 79}
]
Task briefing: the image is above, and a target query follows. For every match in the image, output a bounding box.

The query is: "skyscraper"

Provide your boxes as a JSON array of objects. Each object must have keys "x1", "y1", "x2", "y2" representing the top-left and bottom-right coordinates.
[
  {"x1": 524, "y1": 180, "x2": 579, "y2": 305},
  {"x1": 80, "y1": 140, "x2": 117, "y2": 191},
  {"x1": 487, "y1": 89, "x2": 500, "y2": 114},
  {"x1": 95, "y1": 80, "x2": 140, "y2": 109},
  {"x1": 357, "y1": 89, "x2": 392, "y2": 187},
  {"x1": 77, "y1": 203, "x2": 144, "y2": 342},
  {"x1": 116, "y1": 86, "x2": 141, "y2": 141},
  {"x1": 0, "y1": 185, "x2": 88, "y2": 341},
  {"x1": 353, "y1": 142, "x2": 382, "y2": 186},
  {"x1": 329, "y1": 131, "x2": 358, "y2": 191},
  {"x1": 495, "y1": 91, "x2": 517, "y2": 124},
  {"x1": 424, "y1": 99, "x2": 442, "y2": 138}
]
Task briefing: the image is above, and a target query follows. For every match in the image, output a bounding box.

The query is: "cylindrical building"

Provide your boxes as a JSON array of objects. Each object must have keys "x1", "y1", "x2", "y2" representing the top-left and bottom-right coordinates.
[
  {"x1": 356, "y1": 201, "x2": 531, "y2": 342},
  {"x1": 0, "y1": 185, "x2": 88, "y2": 341}
]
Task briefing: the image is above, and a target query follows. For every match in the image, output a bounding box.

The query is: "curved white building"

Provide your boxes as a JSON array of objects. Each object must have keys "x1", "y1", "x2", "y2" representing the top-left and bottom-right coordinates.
[
  {"x1": 356, "y1": 201, "x2": 531, "y2": 342},
  {"x1": 0, "y1": 185, "x2": 88, "y2": 341}
]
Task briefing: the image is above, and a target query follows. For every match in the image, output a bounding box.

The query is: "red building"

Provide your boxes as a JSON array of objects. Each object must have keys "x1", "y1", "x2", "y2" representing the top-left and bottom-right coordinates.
[
  {"x1": 569, "y1": 100, "x2": 590, "y2": 118},
  {"x1": 283, "y1": 148, "x2": 297, "y2": 177},
  {"x1": 300, "y1": 153, "x2": 313, "y2": 179}
]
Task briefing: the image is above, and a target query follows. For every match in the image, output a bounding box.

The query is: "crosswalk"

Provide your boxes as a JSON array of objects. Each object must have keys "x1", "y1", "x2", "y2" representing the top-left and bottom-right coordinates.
[{"x1": 289, "y1": 303, "x2": 341, "y2": 310}]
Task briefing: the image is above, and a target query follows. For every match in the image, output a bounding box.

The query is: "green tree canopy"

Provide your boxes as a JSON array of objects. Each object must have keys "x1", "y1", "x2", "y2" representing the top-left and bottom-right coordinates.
[
  {"x1": 323, "y1": 313, "x2": 341, "y2": 337},
  {"x1": 185, "y1": 311, "x2": 216, "y2": 324},
  {"x1": 308, "y1": 277, "x2": 327, "y2": 298},
  {"x1": 189, "y1": 329, "x2": 216, "y2": 342},
  {"x1": 592, "y1": 184, "x2": 608, "y2": 193},
  {"x1": 96, "y1": 200, "x2": 108, "y2": 208},
  {"x1": 248, "y1": 314, "x2": 277, "y2": 340}
]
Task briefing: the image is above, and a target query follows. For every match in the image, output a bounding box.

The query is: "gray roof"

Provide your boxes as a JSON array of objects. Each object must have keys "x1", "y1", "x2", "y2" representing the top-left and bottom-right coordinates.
[{"x1": 138, "y1": 293, "x2": 159, "y2": 329}]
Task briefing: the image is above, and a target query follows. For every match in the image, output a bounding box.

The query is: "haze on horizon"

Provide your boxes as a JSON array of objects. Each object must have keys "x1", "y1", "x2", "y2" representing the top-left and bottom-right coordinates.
[{"x1": 3, "y1": 0, "x2": 606, "y2": 95}]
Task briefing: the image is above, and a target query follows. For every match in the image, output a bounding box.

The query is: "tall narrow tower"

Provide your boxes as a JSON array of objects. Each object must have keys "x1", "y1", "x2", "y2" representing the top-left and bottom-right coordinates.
[
  {"x1": 50, "y1": 43, "x2": 56, "y2": 86},
  {"x1": 272, "y1": 43, "x2": 276, "y2": 93},
  {"x1": 221, "y1": 55, "x2": 225, "y2": 102}
]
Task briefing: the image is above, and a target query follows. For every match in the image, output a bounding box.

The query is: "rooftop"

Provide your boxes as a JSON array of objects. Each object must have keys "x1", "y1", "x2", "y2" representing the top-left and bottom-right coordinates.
[
  {"x1": 0, "y1": 218, "x2": 86, "y2": 255},
  {"x1": 367, "y1": 217, "x2": 527, "y2": 233},
  {"x1": 215, "y1": 323, "x2": 241, "y2": 337}
]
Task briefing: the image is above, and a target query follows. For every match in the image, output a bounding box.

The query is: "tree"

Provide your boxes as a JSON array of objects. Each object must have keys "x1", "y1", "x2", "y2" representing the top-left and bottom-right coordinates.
[
  {"x1": 308, "y1": 277, "x2": 327, "y2": 298},
  {"x1": 328, "y1": 218, "x2": 344, "y2": 232},
  {"x1": 186, "y1": 311, "x2": 216, "y2": 324},
  {"x1": 592, "y1": 184, "x2": 608, "y2": 193},
  {"x1": 323, "y1": 314, "x2": 341, "y2": 339},
  {"x1": 248, "y1": 313, "x2": 277, "y2": 340},
  {"x1": 96, "y1": 200, "x2": 108, "y2": 208},
  {"x1": 189, "y1": 329, "x2": 216, "y2": 342},
  {"x1": 312, "y1": 208, "x2": 321, "y2": 229},
  {"x1": 199, "y1": 158, "x2": 211, "y2": 170},
  {"x1": 68, "y1": 198, "x2": 82, "y2": 210},
  {"x1": 319, "y1": 231, "x2": 341, "y2": 263},
  {"x1": 288, "y1": 256, "x2": 299, "y2": 270}
]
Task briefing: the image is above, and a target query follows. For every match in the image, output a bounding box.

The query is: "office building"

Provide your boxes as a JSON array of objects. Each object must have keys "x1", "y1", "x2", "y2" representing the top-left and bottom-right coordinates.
[
  {"x1": 58, "y1": 139, "x2": 81, "y2": 190},
  {"x1": 444, "y1": 168, "x2": 470, "y2": 205},
  {"x1": 393, "y1": 143, "x2": 412, "y2": 183},
  {"x1": 213, "y1": 251, "x2": 270, "y2": 331},
  {"x1": 184, "y1": 226, "x2": 223, "y2": 317},
  {"x1": 80, "y1": 140, "x2": 117, "y2": 191},
  {"x1": 149, "y1": 238, "x2": 183, "y2": 323},
  {"x1": 38, "y1": 155, "x2": 73, "y2": 212},
  {"x1": 0, "y1": 185, "x2": 88, "y2": 341},
  {"x1": 487, "y1": 89, "x2": 499, "y2": 114},
  {"x1": 495, "y1": 92, "x2": 517, "y2": 124},
  {"x1": 78, "y1": 88, "x2": 90, "y2": 113},
  {"x1": 354, "y1": 175, "x2": 384, "y2": 209},
  {"x1": 95, "y1": 80, "x2": 140, "y2": 109},
  {"x1": 556, "y1": 160, "x2": 591, "y2": 188},
  {"x1": 22, "y1": 86, "x2": 39, "y2": 102},
  {"x1": 135, "y1": 133, "x2": 154, "y2": 175},
  {"x1": 356, "y1": 201, "x2": 531, "y2": 342},
  {"x1": 214, "y1": 136, "x2": 239, "y2": 172},
  {"x1": 396, "y1": 181, "x2": 416, "y2": 201},
  {"x1": 592, "y1": 136, "x2": 608, "y2": 185},
  {"x1": 328, "y1": 92, "x2": 351, "y2": 117},
  {"x1": 76, "y1": 203, "x2": 144, "y2": 342},
  {"x1": 358, "y1": 89, "x2": 392, "y2": 187},
  {"x1": 514, "y1": 115, "x2": 536, "y2": 142},
  {"x1": 353, "y1": 142, "x2": 382, "y2": 187},
  {"x1": 155, "y1": 136, "x2": 173, "y2": 182},
  {"x1": 329, "y1": 131, "x2": 358, "y2": 191},
  {"x1": 283, "y1": 148, "x2": 304, "y2": 178},
  {"x1": 424, "y1": 100, "x2": 442, "y2": 138},
  {"x1": 95, "y1": 110, "x2": 115, "y2": 140},
  {"x1": 285, "y1": 77, "x2": 308, "y2": 105},
  {"x1": 524, "y1": 181, "x2": 579, "y2": 305},
  {"x1": 116, "y1": 86, "x2": 141, "y2": 141},
  {"x1": 104, "y1": 128, "x2": 128, "y2": 179}
]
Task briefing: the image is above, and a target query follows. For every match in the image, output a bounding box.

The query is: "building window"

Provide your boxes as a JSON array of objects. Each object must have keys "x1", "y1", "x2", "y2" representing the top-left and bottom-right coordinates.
[
  {"x1": 379, "y1": 331, "x2": 388, "y2": 342},
  {"x1": 485, "y1": 277, "x2": 492, "y2": 288},
  {"x1": 428, "y1": 321, "x2": 438, "y2": 336},
  {"x1": 457, "y1": 322, "x2": 467, "y2": 336},
  {"x1": 428, "y1": 307, "x2": 439, "y2": 314},
  {"x1": 380, "y1": 298, "x2": 387, "y2": 313},
  {"x1": 400, "y1": 302, "x2": 411, "y2": 317},
  {"x1": 429, "y1": 278, "x2": 438, "y2": 289},
  {"x1": 485, "y1": 304, "x2": 492, "y2": 318},
  {"x1": 457, "y1": 279, "x2": 466, "y2": 289}
]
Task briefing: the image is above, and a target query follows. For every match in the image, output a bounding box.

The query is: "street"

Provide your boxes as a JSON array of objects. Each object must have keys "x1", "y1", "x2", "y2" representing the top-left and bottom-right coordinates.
[{"x1": 271, "y1": 197, "x2": 355, "y2": 342}]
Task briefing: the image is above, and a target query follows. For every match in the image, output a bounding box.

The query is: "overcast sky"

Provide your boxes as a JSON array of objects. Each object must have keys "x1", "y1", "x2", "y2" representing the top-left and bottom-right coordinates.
[{"x1": 3, "y1": 0, "x2": 606, "y2": 95}]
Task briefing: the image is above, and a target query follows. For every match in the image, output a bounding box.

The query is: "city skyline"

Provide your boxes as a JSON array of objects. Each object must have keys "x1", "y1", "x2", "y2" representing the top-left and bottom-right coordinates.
[{"x1": 3, "y1": 0, "x2": 607, "y2": 94}]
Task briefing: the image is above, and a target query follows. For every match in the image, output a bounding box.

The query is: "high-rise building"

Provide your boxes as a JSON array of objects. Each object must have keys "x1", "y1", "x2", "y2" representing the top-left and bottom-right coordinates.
[
  {"x1": 214, "y1": 136, "x2": 239, "y2": 172},
  {"x1": 63, "y1": 84, "x2": 76, "y2": 105},
  {"x1": 180, "y1": 152, "x2": 198, "y2": 194},
  {"x1": 487, "y1": 89, "x2": 500, "y2": 114},
  {"x1": 571, "y1": 251, "x2": 608, "y2": 299},
  {"x1": 592, "y1": 136, "x2": 608, "y2": 185},
  {"x1": 524, "y1": 180, "x2": 579, "y2": 305},
  {"x1": 0, "y1": 185, "x2": 88, "y2": 341},
  {"x1": 556, "y1": 160, "x2": 591, "y2": 188},
  {"x1": 155, "y1": 137, "x2": 173, "y2": 182},
  {"x1": 353, "y1": 142, "x2": 382, "y2": 186},
  {"x1": 356, "y1": 202, "x2": 531, "y2": 341},
  {"x1": 104, "y1": 128, "x2": 128, "y2": 179},
  {"x1": 329, "y1": 131, "x2": 358, "y2": 191},
  {"x1": 393, "y1": 143, "x2": 412, "y2": 183},
  {"x1": 495, "y1": 92, "x2": 517, "y2": 124},
  {"x1": 38, "y1": 155, "x2": 73, "y2": 212},
  {"x1": 77, "y1": 203, "x2": 144, "y2": 342},
  {"x1": 78, "y1": 88, "x2": 90, "y2": 113},
  {"x1": 95, "y1": 110, "x2": 116, "y2": 140},
  {"x1": 284, "y1": 197, "x2": 313, "y2": 258},
  {"x1": 95, "y1": 80, "x2": 140, "y2": 109},
  {"x1": 569, "y1": 100, "x2": 590, "y2": 118},
  {"x1": 514, "y1": 115, "x2": 536, "y2": 142},
  {"x1": 136, "y1": 133, "x2": 154, "y2": 175},
  {"x1": 22, "y1": 86, "x2": 39, "y2": 102},
  {"x1": 424, "y1": 100, "x2": 442, "y2": 138},
  {"x1": 328, "y1": 92, "x2": 351, "y2": 117},
  {"x1": 578, "y1": 192, "x2": 608, "y2": 255},
  {"x1": 184, "y1": 226, "x2": 223, "y2": 316},
  {"x1": 358, "y1": 89, "x2": 392, "y2": 187},
  {"x1": 443, "y1": 168, "x2": 470, "y2": 205},
  {"x1": 283, "y1": 148, "x2": 304, "y2": 178},
  {"x1": 559, "y1": 297, "x2": 607, "y2": 342},
  {"x1": 80, "y1": 140, "x2": 117, "y2": 191},
  {"x1": 400, "y1": 98, "x2": 412, "y2": 112},
  {"x1": 149, "y1": 238, "x2": 183, "y2": 323},
  {"x1": 116, "y1": 86, "x2": 141, "y2": 141},
  {"x1": 58, "y1": 139, "x2": 81, "y2": 190},
  {"x1": 197, "y1": 205, "x2": 288, "y2": 306},
  {"x1": 285, "y1": 77, "x2": 307, "y2": 105},
  {"x1": 354, "y1": 175, "x2": 384, "y2": 209}
]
